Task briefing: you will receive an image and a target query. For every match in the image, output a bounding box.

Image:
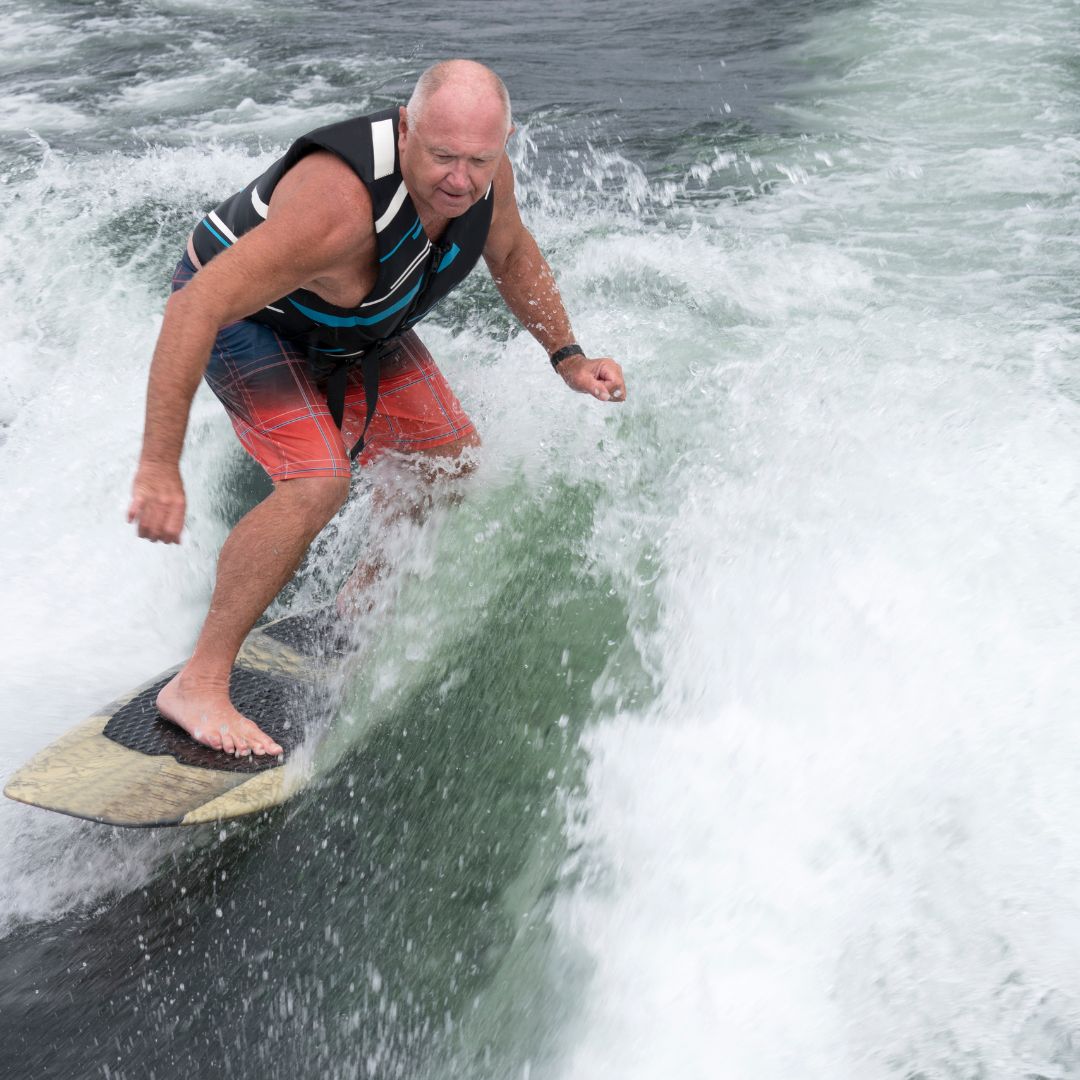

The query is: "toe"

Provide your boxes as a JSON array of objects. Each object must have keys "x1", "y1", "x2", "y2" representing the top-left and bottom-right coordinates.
[
  {"x1": 195, "y1": 728, "x2": 223, "y2": 751},
  {"x1": 219, "y1": 727, "x2": 237, "y2": 756},
  {"x1": 246, "y1": 723, "x2": 277, "y2": 756}
]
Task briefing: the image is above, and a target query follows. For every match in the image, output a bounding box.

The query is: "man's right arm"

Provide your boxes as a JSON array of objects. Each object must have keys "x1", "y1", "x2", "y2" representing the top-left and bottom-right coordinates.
[{"x1": 128, "y1": 153, "x2": 373, "y2": 543}]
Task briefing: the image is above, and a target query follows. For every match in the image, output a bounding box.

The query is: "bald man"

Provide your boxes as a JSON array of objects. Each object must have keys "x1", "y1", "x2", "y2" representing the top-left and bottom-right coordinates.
[{"x1": 127, "y1": 60, "x2": 626, "y2": 757}]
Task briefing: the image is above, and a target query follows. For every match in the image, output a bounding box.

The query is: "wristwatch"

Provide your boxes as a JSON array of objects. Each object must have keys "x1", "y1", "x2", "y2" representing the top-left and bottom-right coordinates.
[{"x1": 550, "y1": 343, "x2": 585, "y2": 369}]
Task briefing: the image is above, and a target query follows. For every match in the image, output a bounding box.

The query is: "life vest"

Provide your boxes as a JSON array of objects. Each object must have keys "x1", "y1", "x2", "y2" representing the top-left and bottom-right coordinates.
[{"x1": 190, "y1": 107, "x2": 494, "y2": 456}]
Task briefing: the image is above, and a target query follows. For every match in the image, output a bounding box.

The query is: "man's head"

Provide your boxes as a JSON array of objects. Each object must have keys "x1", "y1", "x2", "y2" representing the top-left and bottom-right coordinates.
[{"x1": 399, "y1": 60, "x2": 513, "y2": 221}]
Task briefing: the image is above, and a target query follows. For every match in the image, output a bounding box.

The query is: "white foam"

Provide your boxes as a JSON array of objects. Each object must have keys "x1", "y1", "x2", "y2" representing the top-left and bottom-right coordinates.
[
  {"x1": 552, "y1": 0, "x2": 1080, "y2": 1075},
  {"x1": 0, "y1": 141, "x2": 276, "y2": 930},
  {"x1": 113, "y1": 58, "x2": 258, "y2": 111},
  {"x1": 0, "y1": 92, "x2": 91, "y2": 134}
]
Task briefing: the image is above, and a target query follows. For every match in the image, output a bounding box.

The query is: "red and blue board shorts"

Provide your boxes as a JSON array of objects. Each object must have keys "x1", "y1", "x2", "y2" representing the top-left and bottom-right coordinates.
[{"x1": 171, "y1": 255, "x2": 476, "y2": 481}]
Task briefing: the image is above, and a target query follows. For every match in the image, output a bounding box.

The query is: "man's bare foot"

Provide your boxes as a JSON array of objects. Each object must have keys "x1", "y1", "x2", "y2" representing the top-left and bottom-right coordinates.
[{"x1": 156, "y1": 672, "x2": 283, "y2": 757}]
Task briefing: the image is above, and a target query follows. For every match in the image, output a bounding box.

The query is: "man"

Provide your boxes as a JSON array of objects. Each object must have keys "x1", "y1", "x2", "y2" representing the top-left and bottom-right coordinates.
[{"x1": 127, "y1": 60, "x2": 626, "y2": 758}]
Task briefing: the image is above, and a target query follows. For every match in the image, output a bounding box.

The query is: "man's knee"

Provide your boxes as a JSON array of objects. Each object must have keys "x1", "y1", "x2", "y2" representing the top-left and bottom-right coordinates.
[
  {"x1": 416, "y1": 430, "x2": 482, "y2": 481},
  {"x1": 274, "y1": 474, "x2": 351, "y2": 525}
]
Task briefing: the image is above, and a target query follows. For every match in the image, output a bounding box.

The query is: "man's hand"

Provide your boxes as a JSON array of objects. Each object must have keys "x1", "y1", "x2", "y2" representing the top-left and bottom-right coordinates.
[
  {"x1": 555, "y1": 354, "x2": 627, "y2": 403},
  {"x1": 127, "y1": 460, "x2": 186, "y2": 544}
]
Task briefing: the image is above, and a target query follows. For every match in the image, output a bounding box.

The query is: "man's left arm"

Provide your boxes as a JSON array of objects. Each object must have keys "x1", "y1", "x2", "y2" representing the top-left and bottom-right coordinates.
[{"x1": 483, "y1": 155, "x2": 626, "y2": 403}]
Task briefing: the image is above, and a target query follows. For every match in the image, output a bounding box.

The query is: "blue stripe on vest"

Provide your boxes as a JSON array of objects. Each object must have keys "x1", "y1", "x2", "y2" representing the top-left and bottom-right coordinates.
[
  {"x1": 201, "y1": 219, "x2": 232, "y2": 247},
  {"x1": 436, "y1": 243, "x2": 461, "y2": 273},
  {"x1": 287, "y1": 278, "x2": 424, "y2": 327},
  {"x1": 379, "y1": 215, "x2": 421, "y2": 264}
]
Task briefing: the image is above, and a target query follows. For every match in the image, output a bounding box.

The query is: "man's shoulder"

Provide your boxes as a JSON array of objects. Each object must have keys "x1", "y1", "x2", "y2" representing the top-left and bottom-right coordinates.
[
  {"x1": 483, "y1": 153, "x2": 525, "y2": 266},
  {"x1": 283, "y1": 150, "x2": 372, "y2": 205},
  {"x1": 269, "y1": 150, "x2": 374, "y2": 240},
  {"x1": 488, "y1": 153, "x2": 518, "y2": 217}
]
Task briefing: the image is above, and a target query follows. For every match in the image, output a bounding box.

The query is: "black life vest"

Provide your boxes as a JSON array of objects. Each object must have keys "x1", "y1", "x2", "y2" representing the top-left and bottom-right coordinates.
[{"x1": 190, "y1": 108, "x2": 494, "y2": 457}]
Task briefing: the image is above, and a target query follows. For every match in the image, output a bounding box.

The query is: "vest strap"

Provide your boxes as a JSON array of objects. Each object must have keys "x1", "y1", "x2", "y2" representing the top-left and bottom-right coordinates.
[{"x1": 320, "y1": 337, "x2": 401, "y2": 462}]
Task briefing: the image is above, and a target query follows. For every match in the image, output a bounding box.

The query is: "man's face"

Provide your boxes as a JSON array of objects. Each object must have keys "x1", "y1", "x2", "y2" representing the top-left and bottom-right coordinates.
[{"x1": 398, "y1": 94, "x2": 508, "y2": 220}]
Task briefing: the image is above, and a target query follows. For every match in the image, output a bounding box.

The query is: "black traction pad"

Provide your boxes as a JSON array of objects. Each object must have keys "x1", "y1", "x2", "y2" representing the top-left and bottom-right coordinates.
[
  {"x1": 258, "y1": 607, "x2": 352, "y2": 660},
  {"x1": 103, "y1": 668, "x2": 315, "y2": 773}
]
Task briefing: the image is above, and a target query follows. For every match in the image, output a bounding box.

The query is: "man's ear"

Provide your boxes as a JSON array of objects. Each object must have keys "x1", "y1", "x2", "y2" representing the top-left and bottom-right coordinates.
[{"x1": 398, "y1": 105, "x2": 410, "y2": 139}]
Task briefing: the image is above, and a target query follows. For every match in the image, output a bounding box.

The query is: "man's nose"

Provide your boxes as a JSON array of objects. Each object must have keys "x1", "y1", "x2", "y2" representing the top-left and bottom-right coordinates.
[{"x1": 446, "y1": 160, "x2": 469, "y2": 190}]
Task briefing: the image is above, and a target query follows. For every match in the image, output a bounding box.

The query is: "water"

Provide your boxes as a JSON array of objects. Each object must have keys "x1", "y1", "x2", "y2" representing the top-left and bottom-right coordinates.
[{"x1": 3, "y1": 0, "x2": 1080, "y2": 1076}]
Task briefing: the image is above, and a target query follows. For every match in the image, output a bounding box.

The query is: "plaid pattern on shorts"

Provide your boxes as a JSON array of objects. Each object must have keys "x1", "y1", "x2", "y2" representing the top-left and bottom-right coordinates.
[{"x1": 171, "y1": 255, "x2": 476, "y2": 481}]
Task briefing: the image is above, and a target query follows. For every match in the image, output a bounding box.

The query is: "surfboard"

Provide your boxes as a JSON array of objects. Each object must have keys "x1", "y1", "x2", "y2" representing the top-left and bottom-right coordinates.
[{"x1": 3, "y1": 608, "x2": 349, "y2": 828}]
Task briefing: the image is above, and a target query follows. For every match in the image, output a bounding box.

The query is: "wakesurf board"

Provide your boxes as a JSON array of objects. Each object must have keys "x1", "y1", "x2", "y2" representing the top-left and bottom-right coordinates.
[{"x1": 4, "y1": 608, "x2": 348, "y2": 828}]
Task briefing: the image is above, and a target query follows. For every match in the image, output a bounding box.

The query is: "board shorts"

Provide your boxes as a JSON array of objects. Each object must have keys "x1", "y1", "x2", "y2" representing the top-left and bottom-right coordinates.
[{"x1": 170, "y1": 254, "x2": 476, "y2": 481}]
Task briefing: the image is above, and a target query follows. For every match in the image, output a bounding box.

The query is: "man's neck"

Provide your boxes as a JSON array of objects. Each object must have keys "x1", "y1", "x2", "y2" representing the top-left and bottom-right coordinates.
[{"x1": 416, "y1": 207, "x2": 450, "y2": 244}]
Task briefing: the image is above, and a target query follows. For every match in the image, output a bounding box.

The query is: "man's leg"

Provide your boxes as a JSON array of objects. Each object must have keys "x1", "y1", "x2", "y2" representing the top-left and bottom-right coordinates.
[
  {"x1": 337, "y1": 430, "x2": 481, "y2": 614},
  {"x1": 161, "y1": 258, "x2": 361, "y2": 755},
  {"x1": 157, "y1": 475, "x2": 349, "y2": 756},
  {"x1": 335, "y1": 329, "x2": 482, "y2": 613}
]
